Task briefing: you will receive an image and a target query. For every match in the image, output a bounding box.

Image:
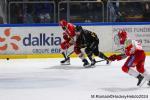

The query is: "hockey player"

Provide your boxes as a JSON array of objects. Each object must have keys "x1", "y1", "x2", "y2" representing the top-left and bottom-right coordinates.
[
  {"x1": 108, "y1": 30, "x2": 150, "y2": 86},
  {"x1": 75, "y1": 25, "x2": 110, "y2": 67},
  {"x1": 59, "y1": 20, "x2": 89, "y2": 67},
  {"x1": 59, "y1": 19, "x2": 75, "y2": 65}
]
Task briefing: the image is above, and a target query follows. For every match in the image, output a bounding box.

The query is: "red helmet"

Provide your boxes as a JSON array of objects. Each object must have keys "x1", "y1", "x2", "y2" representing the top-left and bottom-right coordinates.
[
  {"x1": 59, "y1": 19, "x2": 67, "y2": 27},
  {"x1": 118, "y1": 30, "x2": 127, "y2": 44}
]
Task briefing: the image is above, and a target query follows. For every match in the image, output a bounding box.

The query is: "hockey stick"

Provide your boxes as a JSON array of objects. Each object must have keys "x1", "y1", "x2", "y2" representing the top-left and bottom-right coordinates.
[
  {"x1": 61, "y1": 47, "x2": 74, "y2": 62},
  {"x1": 96, "y1": 59, "x2": 106, "y2": 63},
  {"x1": 66, "y1": 51, "x2": 74, "y2": 58},
  {"x1": 115, "y1": 47, "x2": 124, "y2": 51}
]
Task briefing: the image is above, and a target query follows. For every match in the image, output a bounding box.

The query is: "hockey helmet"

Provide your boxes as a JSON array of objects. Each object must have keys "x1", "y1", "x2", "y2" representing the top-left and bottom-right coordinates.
[
  {"x1": 75, "y1": 25, "x2": 82, "y2": 32},
  {"x1": 59, "y1": 19, "x2": 68, "y2": 30},
  {"x1": 75, "y1": 25, "x2": 82, "y2": 35},
  {"x1": 59, "y1": 19, "x2": 67, "y2": 27}
]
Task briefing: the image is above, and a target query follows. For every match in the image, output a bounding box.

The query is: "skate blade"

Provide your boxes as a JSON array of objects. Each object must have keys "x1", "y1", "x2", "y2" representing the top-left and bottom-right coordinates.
[
  {"x1": 84, "y1": 64, "x2": 91, "y2": 68},
  {"x1": 84, "y1": 64, "x2": 95, "y2": 68},
  {"x1": 91, "y1": 65, "x2": 96, "y2": 68},
  {"x1": 139, "y1": 79, "x2": 146, "y2": 87},
  {"x1": 61, "y1": 63, "x2": 70, "y2": 65}
]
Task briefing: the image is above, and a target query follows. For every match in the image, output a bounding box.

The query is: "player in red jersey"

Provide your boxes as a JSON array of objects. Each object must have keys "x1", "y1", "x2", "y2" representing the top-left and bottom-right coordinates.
[
  {"x1": 109, "y1": 30, "x2": 150, "y2": 86},
  {"x1": 59, "y1": 20, "x2": 89, "y2": 67}
]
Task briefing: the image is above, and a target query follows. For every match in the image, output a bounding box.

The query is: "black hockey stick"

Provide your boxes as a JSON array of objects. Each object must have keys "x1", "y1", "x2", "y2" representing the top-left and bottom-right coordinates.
[{"x1": 96, "y1": 59, "x2": 106, "y2": 63}]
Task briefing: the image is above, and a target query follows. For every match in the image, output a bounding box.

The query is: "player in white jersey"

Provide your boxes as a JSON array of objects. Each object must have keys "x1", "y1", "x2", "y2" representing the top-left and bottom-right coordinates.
[{"x1": 109, "y1": 30, "x2": 150, "y2": 86}]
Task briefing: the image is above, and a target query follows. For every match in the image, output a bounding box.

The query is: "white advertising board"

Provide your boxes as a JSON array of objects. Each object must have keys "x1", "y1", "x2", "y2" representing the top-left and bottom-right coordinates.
[
  {"x1": 0, "y1": 26, "x2": 63, "y2": 54},
  {"x1": 112, "y1": 25, "x2": 150, "y2": 52},
  {"x1": 82, "y1": 25, "x2": 113, "y2": 52},
  {"x1": 0, "y1": 24, "x2": 150, "y2": 54}
]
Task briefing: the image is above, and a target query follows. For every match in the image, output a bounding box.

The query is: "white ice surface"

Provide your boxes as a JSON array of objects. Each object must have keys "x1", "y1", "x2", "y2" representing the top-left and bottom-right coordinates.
[{"x1": 0, "y1": 57, "x2": 150, "y2": 100}]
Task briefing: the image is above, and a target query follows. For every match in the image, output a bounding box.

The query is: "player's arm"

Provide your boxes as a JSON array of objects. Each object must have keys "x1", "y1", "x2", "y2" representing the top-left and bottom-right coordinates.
[
  {"x1": 108, "y1": 53, "x2": 127, "y2": 61},
  {"x1": 63, "y1": 31, "x2": 75, "y2": 45},
  {"x1": 62, "y1": 32, "x2": 71, "y2": 41}
]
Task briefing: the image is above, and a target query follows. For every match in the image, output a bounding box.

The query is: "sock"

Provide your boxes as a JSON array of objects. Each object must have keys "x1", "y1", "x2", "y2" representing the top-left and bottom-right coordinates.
[{"x1": 128, "y1": 68, "x2": 139, "y2": 78}]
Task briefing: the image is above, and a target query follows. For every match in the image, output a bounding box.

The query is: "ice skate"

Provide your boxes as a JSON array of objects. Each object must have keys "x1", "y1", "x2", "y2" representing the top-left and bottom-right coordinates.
[
  {"x1": 82, "y1": 59, "x2": 90, "y2": 68},
  {"x1": 91, "y1": 59, "x2": 96, "y2": 67},
  {"x1": 60, "y1": 57, "x2": 70, "y2": 65},
  {"x1": 137, "y1": 74, "x2": 144, "y2": 86}
]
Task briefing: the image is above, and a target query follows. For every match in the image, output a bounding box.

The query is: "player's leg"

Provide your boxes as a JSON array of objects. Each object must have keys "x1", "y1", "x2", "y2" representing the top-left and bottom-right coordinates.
[
  {"x1": 74, "y1": 45, "x2": 90, "y2": 67},
  {"x1": 60, "y1": 41, "x2": 71, "y2": 65},
  {"x1": 122, "y1": 55, "x2": 144, "y2": 86},
  {"x1": 85, "y1": 47, "x2": 96, "y2": 66},
  {"x1": 135, "y1": 51, "x2": 150, "y2": 86},
  {"x1": 79, "y1": 52, "x2": 90, "y2": 67},
  {"x1": 141, "y1": 69, "x2": 150, "y2": 86},
  {"x1": 93, "y1": 44, "x2": 110, "y2": 64},
  {"x1": 122, "y1": 66, "x2": 144, "y2": 86}
]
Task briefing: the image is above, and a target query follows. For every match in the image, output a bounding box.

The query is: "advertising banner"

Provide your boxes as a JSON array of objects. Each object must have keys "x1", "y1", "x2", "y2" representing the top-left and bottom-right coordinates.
[
  {"x1": 0, "y1": 24, "x2": 150, "y2": 55},
  {"x1": 0, "y1": 26, "x2": 63, "y2": 54},
  {"x1": 112, "y1": 25, "x2": 150, "y2": 52}
]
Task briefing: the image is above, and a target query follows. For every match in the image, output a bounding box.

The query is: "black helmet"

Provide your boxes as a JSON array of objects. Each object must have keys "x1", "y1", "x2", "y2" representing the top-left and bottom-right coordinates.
[{"x1": 75, "y1": 25, "x2": 82, "y2": 32}]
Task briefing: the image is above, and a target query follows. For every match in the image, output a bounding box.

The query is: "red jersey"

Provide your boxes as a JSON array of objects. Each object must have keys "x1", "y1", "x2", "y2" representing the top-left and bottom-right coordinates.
[{"x1": 65, "y1": 23, "x2": 75, "y2": 38}]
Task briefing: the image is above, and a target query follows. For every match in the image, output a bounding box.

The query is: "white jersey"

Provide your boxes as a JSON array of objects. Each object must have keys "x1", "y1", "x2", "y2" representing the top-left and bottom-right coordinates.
[{"x1": 124, "y1": 39, "x2": 143, "y2": 56}]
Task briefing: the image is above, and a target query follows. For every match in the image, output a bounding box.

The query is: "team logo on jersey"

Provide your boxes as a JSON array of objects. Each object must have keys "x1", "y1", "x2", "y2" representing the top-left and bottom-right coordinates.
[{"x1": 0, "y1": 28, "x2": 21, "y2": 51}]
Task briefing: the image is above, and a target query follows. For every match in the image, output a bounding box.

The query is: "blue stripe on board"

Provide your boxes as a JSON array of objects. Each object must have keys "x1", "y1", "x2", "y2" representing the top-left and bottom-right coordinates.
[{"x1": 0, "y1": 22, "x2": 150, "y2": 27}]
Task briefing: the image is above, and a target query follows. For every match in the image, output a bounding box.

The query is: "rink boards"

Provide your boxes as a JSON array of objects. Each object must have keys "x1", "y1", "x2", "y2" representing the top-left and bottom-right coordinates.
[{"x1": 0, "y1": 22, "x2": 150, "y2": 59}]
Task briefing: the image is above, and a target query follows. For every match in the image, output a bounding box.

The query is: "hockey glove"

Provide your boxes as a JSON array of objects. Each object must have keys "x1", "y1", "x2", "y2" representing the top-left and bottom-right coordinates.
[
  {"x1": 63, "y1": 32, "x2": 71, "y2": 41},
  {"x1": 108, "y1": 54, "x2": 122, "y2": 61}
]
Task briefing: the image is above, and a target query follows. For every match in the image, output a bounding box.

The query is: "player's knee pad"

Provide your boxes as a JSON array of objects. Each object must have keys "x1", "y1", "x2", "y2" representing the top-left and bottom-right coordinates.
[
  {"x1": 136, "y1": 66, "x2": 145, "y2": 73},
  {"x1": 122, "y1": 66, "x2": 129, "y2": 73}
]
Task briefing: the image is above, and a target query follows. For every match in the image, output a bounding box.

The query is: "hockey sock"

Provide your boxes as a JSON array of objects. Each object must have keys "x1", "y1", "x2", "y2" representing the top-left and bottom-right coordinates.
[
  {"x1": 87, "y1": 52, "x2": 95, "y2": 62},
  {"x1": 128, "y1": 68, "x2": 139, "y2": 78}
]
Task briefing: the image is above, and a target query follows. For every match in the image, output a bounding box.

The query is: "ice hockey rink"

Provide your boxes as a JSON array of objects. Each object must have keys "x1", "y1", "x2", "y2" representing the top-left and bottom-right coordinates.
[{"x1": 0, "y1": 57, "x2": 150, "y2": 100}]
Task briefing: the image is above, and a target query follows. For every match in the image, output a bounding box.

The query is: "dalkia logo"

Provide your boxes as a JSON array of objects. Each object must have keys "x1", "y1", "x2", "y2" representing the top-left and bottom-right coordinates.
[
  {"x1": 0, "y1": 28, "x2": 21, "y2": 51},
  {"x1": 23, "y1": 33, "x2": 61, "y2": 46}
]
